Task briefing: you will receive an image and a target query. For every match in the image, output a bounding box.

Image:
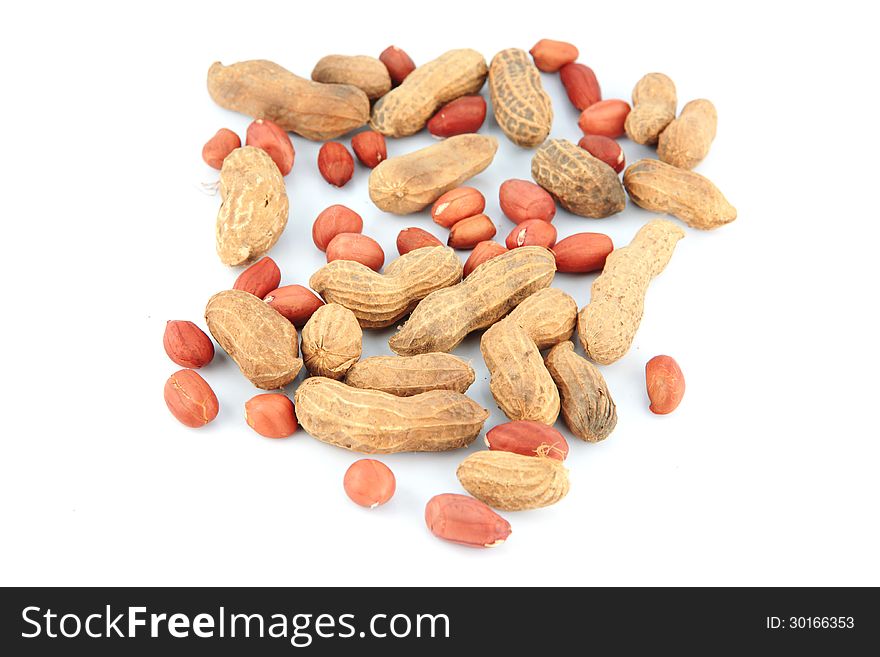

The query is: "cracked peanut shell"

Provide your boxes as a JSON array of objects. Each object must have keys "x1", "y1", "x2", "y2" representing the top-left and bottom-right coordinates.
[
  {"x1": 488, "y1": 48, "x2": 553, "y2": 148},
  {"x1": 309, "y1": 245, "x2": 463, "y2": 328},
  {"x1": 545, "y1": 341, "x2": 617, "y2": 442},
  {"x1": 623, "y1": 158, "x2": 736, "y2": 230},
  {"x1": 457, "y1": 451, "x2": 570, "y2": 511},
  {"x1": 345, "y1": 353, "x2": 475, "y2": 396},
  {"x1": 370, "y1": 49, "x2": 488, "y2": 137},
  {"x1": 301, "y1": 304, "x2": 362, "y2": 380},
  {"x1": 205, "y1": 290, "x2": 302, "y2": 389},
  {"x1": 389, "y1": 246, "x2": 556, "y2": 356},
  {"x1": 294, "y1": 377, "x2": 489, "y2": 453},
  {"x1": 369, "y1": 134, "x2": 498, "y2": 214},
  {"x1": 207, "y1": 60, "x2": 370, "y2": 141},
  {"x1": 216, "y1": 147, "x2": 289, "y2": 266},
  {"x1": 531, "y1": 139, "x2": 626, "y2": 218}
]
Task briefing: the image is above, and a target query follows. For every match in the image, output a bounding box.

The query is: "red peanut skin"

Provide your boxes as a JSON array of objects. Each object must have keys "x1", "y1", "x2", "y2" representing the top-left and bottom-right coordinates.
[
  {"x1": 312, "y1": 205, "x2": 364, "y2": 252},
  {"x1": 326, "y1": 233, "x2": 385, "y2": 271},
  {"x1": 578, "y1": 135, "x2": 626, "y2": 174},
  {"x1": 529, "y1": 39, "x2": 579, "y2": 73},
  {"x1": 246, "y1": 118, "x2": 295, "y2": 176},
  {"x1": 559, "y1": 63, "x2": 602, "y2": 110},
  {"x1": 397, "y1": 227, "x2": 443, "y2": 255},
  {"x1": 318, "y1": 142, "x2": 354, "y2": 187},
  {"x1": 448, "y1": 214, "x2": 497, "y2": 249},
  {"x1": 646, "y1": 355, "x2": 685, "y2": 415},
  {"x1": 163, "y1": 321, "x2": 215, "y2": 369},
  {"x1": 164, "y1": 369, "x2": 219, "y2": 428},
  {"x1": 427, "y1": 96, "x2": 487, "y2": 137},
  {"x1": 499, "y1": 179, "x2": 556, "y2": 224},
  {"x1": 344, "y1": 459, "x2": 396, "y2": 508},
  {"x1": 245, "y1": 393, "x2": 298, "y2": 438},
  {"x1": 505, "y1": 219, "x2": 557, "y2": 249},
  {"x1": 379, "y1": 45, "x2": 416, "y2": 85},
  {"x1": 202, "y1": 128, "x2": 240, "y2": 169},
  {"x1": 578, "y1": 100, "x2": 632, "y2": 139},
  {"x1": 233, "y1": 257, "x2": 282, "y2": 298},
  {"x1": 431, "y1": 187, "x2": 486, "y2": 228},
  {"x1": 351, "y1": 130, "x2": 387, "y2": 168},
  {"x1": 463, "y1": 241, "x2": 507, "y2": 277},
  {"x1": 486, "y1": 420, "x2": 569, "y2": 460},
  {"x1": 425, "y1": 494, "x2": 511, "y2": 548},
  {"x1": 551, "y1": 233, "x2": 613, "y2": 273},
  {"x1": 263, "y1": 285, "x2": 325, "y2": 327}
]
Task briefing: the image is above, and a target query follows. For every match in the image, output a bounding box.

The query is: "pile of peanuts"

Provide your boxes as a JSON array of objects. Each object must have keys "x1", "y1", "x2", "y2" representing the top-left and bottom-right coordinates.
[{"x1": 163, "y1": 38, "x2": 731, "y2": 548}]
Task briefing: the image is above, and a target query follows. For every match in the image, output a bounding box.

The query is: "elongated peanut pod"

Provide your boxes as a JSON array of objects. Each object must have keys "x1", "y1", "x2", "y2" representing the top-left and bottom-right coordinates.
[
  {"x1": 309, "y1": 246, "x2": 462, "y2": 328},
  {"x1": 624, "y1": 158, "x2": 736, "y2": 230},
  {"x1": 489, "y1": 48, "x2": 553, "y2": 148},
  {"x1": 371, "y1": 49, "x2": 488, "y2": 137},
  {"x1": 657, "y1": 99, "x2": 717, "y2": 170},
  {"x1": 207, "y1": 60, "x2": 370, "y2": 141},
  {"x1": 389, "y1": 246, "x2": 556, "y2": 356},
  {"x1": 345, "y1": 353, "x2": 475, "y2": 396},
  {"x1": 481, "y1": 288, "x2": 576, "y2": 424},
  {"x1": 624, "y1": 72, "x2": 676, "y2": 145},
  {"x1": 294, "y1": 377, "x2": 488, "y2": 453},
  {"x1": 545, "y1": 341, "x2": 617, "y2": 441},
  {"x1": 457, "y1": 451, "x2": 569, "y2": 511},
  {"x1": 578, "y1": 220, "x2": 684, "y2": 365},
  {"x1": 369, "y1": 135, "x2": 498, "y2": 214}
]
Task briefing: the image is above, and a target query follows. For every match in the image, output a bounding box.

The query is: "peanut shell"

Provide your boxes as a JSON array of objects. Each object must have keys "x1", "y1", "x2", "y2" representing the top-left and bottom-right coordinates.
[
  {"x1": 389, "y1": 246, "x2": 556, "y2": 356},
  {"x1": 216, "y1": 147, "x2": 289, "y2": 266},
  {"x1": 657, "y1": 99, "x2": 718, "y2": 170},
  {"x1": 624, "y1": 72, "x2": 677, "y2": 145},
  {"x1": 545, "y1": 341, "x2": 617, "y2": 442},
  {"x1": 577, "y1": 220, "x2": 684, "y2": 365},
  {"x1": 345, "y1": 353, "x2": 475, "y2": 396},
  {"x1": 294, "y1": 377, "x2": 489, "y2": 453},
  {"x1": 623, "y1": 159, "x2": 736, "y2": 230},
  {"x1": 309, "y1": 245, "x2": 463, "y2": 328},
  {"x1": 207, "y1": 60, "x2": 370, "y2": 141},
  {"x1": 369, "y1": 134, "x2": 498, "y2": 214},
  {"x1": 488, "y1": 48, "x2": 553, "y2": 148},
  {"x1": 205, "y1": 290, "x2": 302, "y2": 389},
  {"x1": 301, "y1": 304, "x2": 362, "y2": 380},
  {"x1": 531, "y1": 139, "x2": 626, "y2": 219},
  {"x1": 311, "y1": 55, "x2": 392, "y2": 100},
  {"x1": 456, "y1": 451, "x2": 570, "y2": 511}
]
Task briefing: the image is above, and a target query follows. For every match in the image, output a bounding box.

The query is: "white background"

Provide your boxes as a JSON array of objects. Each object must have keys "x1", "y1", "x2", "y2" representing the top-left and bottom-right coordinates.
[{"x1": 1, "y1": 1, "x2": 878, "y2": 587}]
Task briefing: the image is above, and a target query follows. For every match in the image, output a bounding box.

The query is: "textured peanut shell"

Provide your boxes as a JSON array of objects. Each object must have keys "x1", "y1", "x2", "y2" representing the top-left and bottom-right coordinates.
[
  {"x1": 456, "y1": 451, "x2": 570, "y2": 511},
  {"x1": 345, "y1": 353, "x2": 475, "y2": 396},
  {"x1": 578, "y1": 220, "x2": 684, "y2": 365},
  {"x1": 309, "y1": 246, "x2": 463, "y2": 328},
  {"x1": 207, "y1": 60, "x2": 369, "y2": 141},
  {"x1": 216, "y1": 147, "x2": 289, "y2": 266},
  {"x1": 623, "y1": 159, "x2": 736, "y2": 230},
  {"x1": 657, "y1": 99, "x2": 717, "y2": 170},
  {"x1": 488, "y1": 48, "x2": 553, "y2": 148},
  {"x1": 205, "y1": 290, "x2": 302, "y2": 389},
  {"x1": 311, "y1": 55, "x2": 391, "y2": 100},
  {"x1": 531, "y1": 139, "x2": 626, "y2": 218},
  {"x1": 369, "y1": 135, "x2": 498, "y2": 214},
  {"x1": 300, "y1": 304, "x2": 362, "y2": 380},
  {"x1": 389, "y1": 247, "x2": 556, "y2": 356},
  {"x1": 545, "y1": 341, "x2": 617, "y2": 442},
  {"x1": 506, "y1": 288, "x2": 577, "y2": 350},
  {"x1": 370, "y1": 49, "x2": 488, "y2": 137},
  {"x1": 481, "y1": 288, "x2": 576, "y2": 425},
  {"x1": 624, "y1": 73, "x2": 677, "y2": 145},
  {"x1": 294, "y1": 377, "x2": 489, "y2": 453}
]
